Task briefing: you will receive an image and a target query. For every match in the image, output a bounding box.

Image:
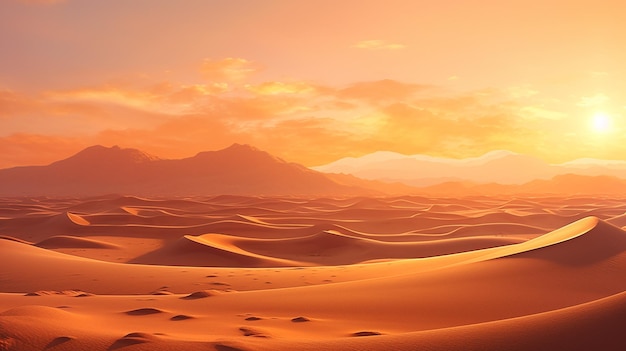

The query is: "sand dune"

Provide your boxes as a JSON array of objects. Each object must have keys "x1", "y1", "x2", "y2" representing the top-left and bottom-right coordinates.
[
  {"x1": 35, "y1": 235, "x2": 120, "y2": 249},
  {"x1": 1, "y1": 195, "x2": 625, "y2": 350},
  {"x1": 131, "y1": 234, "x2": 309, "y2": 267},
  {"x1": 262, "y1": 290, "x2": 626, "y2": 351},
  {"x1": 174, "y1": 230, "x2": 525, "y2": 265}
]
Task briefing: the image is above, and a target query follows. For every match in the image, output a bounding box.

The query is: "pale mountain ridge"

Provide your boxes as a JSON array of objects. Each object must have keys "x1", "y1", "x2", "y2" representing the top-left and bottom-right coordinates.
[
  {"x1": 314, "y1": 150, "x2": 554, "y2": 185},
  {"x1": 315, "y1": 150, "x2": 519, "y2": 172},
  {"x1": 560, "y1": 158, "x2": 626, "y2": 168},
  {"x1": 314, "y1": 150, "x2": 626, "y2": 186}
]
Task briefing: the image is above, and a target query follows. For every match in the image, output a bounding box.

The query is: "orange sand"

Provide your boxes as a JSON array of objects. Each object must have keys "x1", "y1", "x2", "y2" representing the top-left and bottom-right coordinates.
[{"x1": 1, "y1": 195, "x2": 625, "y2": 350}]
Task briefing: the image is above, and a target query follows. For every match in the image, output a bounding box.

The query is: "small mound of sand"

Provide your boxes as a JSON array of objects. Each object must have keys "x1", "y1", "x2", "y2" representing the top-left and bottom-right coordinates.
[
  {"x1": 75, "y1": 292, "x2": 94, "y2": 297},
  {"x1": 239, "y1": 327, "x2": 271, "y2": 338},
  {"x1": 24, "y1": 290, "x2": 92, "y2": 297},
  {"x1": 291, "y1": 316, "x2": 310, "y2": 323},
  {"x1": 110, "y1": 332, "x2": 158, "y2": 349},
  {"x1": 123, "y1": 308, "x2": 165, "y2": 316},
  {"x1": 123, "y1": 332, "x2": 158, "y2": 339},
  {"x1": 151, "y1": 290, "x2": 173, "y2": 295},
  {"x1": 0, "y1": 305, "x2": 73, "y2": 319},
  {"x1": 170, "y1": 314, "x2": 194, "y2": 321},
  {"x1": 181, "y1": 290, "x2": 222, "y2": 300},
  {"x1": 245, "y1": 316, "x2": 263, "y2": 321},
  {"x1": 352, "y1": 331, "x2": 383, "y2": 337},
  {"x1": 214, "y1": 344, "x2": 248, "y2": 351},
  {"x1": 45, "y1": 336, "x2": 76, "y2": 348}
]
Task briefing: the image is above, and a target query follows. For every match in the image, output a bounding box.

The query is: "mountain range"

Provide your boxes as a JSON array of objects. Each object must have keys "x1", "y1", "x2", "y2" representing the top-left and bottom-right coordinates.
[
  {"x1": 313, "y1": 150, "x2": 626, "y2": 186},
  {"x1": 2, "y1": 144, "x2": 626, "y2": 197},
  {"x1": 0, "y1": 144, "x2": 372, "y2": 197}
]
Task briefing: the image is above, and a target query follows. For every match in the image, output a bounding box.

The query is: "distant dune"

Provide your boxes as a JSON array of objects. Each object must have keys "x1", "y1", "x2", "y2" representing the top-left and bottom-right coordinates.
[{"x1": 1, "y1": 195, "x2": 625, "y2": 350}]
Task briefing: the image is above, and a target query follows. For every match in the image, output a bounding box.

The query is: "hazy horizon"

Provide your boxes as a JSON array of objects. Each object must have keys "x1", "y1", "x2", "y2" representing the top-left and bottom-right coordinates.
[
  {"x1": 2, "y1": 0, "x2": 626, "y2": 169},
  {"x1": 5, "y1": 142, "x2": 626, "y2": 170}
]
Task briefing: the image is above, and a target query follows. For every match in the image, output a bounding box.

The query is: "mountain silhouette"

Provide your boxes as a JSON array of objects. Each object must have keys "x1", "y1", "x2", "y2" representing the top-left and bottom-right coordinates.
[{"x1": 0, "y1": 144, "x2": 372, "y2": 197}]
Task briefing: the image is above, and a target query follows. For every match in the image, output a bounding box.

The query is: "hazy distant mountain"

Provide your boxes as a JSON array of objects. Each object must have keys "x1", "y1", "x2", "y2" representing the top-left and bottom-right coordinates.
[
  {"x1": 323, "y1": 172, "x2": 420, "y2": 195},
  {"x1": 0, "y1": 144, "x2": 374, "y2": 197},
  {"x1": 558, "y1": 158, "x2": 626, "y2": 180},
  {"x1": 415, "y1": 174, "x2": 626, "y2": 196},
  {"x1": 314, "y1": 150, "x2": 626, "y2": 186},
  {"x1": 521, "y1": 174, "x2": 626, "y2": 195},
  {"x1": 314, "y1": 150, "x2": 558, "y2": 185}
]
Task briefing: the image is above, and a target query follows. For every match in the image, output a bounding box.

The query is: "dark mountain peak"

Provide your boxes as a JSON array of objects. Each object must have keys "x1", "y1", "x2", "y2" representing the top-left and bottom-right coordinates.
[
  {"x1": 221, "y1": 143, "x2": 272, "y2": 158},
  {"x1": 51, "y1": 145, "x2": 159, "y2": 168},
  {"x1": 224, "y1": 143, "x2": 259, "y2": 152},
  {"x1": 193, "y1": 143, "x2": 286, "y2": 165}
]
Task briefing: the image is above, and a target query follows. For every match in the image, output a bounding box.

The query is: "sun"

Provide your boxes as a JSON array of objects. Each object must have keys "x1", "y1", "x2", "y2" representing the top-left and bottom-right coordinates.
[{"x1": 591, "y1": 112, "x2": 612, "y2": 133}]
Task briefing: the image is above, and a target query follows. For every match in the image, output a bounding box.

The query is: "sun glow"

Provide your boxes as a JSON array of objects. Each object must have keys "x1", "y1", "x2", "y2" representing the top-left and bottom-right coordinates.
[{"x1": 591, "y1": 112, "x2": 612, "y2": 133}]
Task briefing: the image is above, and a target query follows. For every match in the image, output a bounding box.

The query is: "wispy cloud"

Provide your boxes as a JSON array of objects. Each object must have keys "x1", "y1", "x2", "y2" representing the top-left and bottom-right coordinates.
[
  {"x1": 351, "y1": 40, "x2": 406, "y2": 50},
  {"x1": 577, "y1": 93, "x2": 609, "y2": 107},
  {"x1": 519, "y1": 106, "x2": 566, "y2": 120},
  {"x1": 0, "y1": 76, "x2": 560, "y2": 167},
  {"x1": 337, "y1": 79, "x2": 429, "y2": 103},
  {"x1": 200, "y1": 58, "x2": 259, "y2": 82},
  {"x1": 245, "y1": 81, "x2": 318, "y2": 96},
  {"x1": 2, "y1": 54, "x2": 622, "y2": 168}
]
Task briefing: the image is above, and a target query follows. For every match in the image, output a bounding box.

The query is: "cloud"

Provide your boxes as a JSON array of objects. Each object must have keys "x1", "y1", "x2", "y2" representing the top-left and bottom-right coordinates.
[
  {"x1": 519, "y1": 106, "x2": 566, "y2": 120},
  {"x1": 0, "y1": 133, "x2": 84, "y2": 168},
  {"x1": 245, "y1": 81, "x2": 318, "y2": 96},
  {"x1": 200, "y1": 58, "x2": 259, "y2": 82},
  {"x1": 45, "y1": 82, "x2": 231, "y2": 116},
  {"x1": 361, "y1": 90, "x2": 545, "y2": 158},
  {"x1": 94, "y1": 115, "x2": 245, "y2": 159},
  {"x1": 351, "y1": 40, "x2": 406, "y2": 50},
  {"x1": 45, "y1": 86, "x2": 158, "y2": 111},
  {"x1": 0, "y1": 84, "x2": 182, "y2": 138},
  {"x1": 577, "y1": 93, "x2": 609, "y2": 107},
  {"x1": 337, "y1": 79, "x2": 429, "y2": 103},
  {"x1": 0, "y1": 57, "x2": 602, "y2": 168},
  {"x1": 0, "y1": 89, "x2": 37, "y2": 117},
  {"x1": 163, "y1": 83, "x2": 230, "y2": 104},
  {"x1": 506, "y1": 85, "x2": 539, "y2": 99},
  {"x1": 0, "y1": 78, "x2": 532, "y2": 167}
]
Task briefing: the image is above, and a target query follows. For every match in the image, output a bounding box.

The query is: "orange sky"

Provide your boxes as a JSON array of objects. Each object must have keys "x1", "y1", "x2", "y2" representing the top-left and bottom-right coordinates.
[{"x1": 1, "y1": 0, "x2": 626, "y2": 168}]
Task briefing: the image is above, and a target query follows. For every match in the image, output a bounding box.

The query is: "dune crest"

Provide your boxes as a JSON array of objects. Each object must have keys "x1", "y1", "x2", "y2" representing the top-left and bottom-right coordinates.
[
  {"x1": 504, "y1": 216, "x2": 626, "y2": 265},
  {"x1": 36, "y1": 235, "x2": 119, "y2": 249},
  {"x1": 66, "y1": 212, "x2": 90, "y2": 226}
]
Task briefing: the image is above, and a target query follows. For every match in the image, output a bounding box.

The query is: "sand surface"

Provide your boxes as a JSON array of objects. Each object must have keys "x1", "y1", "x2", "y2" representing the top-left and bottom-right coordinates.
[{"x1": 1, "y1": 195, "x2": 625, "y2": 350}]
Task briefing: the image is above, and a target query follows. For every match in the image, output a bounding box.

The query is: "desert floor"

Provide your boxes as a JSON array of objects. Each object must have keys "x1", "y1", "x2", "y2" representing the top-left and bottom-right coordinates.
[{"x1": 1, "y1": 195, "x2": 625, "y2": 350}]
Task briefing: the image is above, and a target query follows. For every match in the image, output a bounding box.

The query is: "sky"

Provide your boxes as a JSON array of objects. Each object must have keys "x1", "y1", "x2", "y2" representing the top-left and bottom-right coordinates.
[{"x1": 1, "y1": 0, "x2": 626, "y2": 168}]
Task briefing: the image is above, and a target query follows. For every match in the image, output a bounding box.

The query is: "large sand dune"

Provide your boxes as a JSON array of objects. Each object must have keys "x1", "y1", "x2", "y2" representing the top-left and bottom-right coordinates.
[{"x1": 1, "y1": 195, "x2": 625, "y2": 350}]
